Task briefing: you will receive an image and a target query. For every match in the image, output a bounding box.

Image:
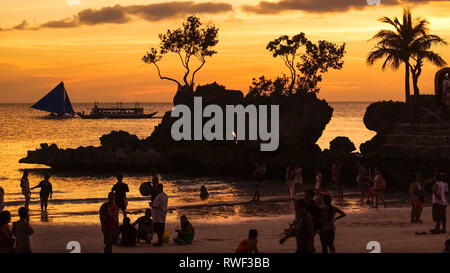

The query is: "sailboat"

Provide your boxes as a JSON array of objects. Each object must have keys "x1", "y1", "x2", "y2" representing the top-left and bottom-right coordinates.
[{"x1": 31, "y1": 82, "x2": 75, "y2": 118}]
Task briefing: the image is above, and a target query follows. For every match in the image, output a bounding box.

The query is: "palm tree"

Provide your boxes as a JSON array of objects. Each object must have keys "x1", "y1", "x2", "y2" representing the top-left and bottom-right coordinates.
[
  {"x1": 367, "y1": 8, "x2": 429, "y2": 102},
  {"x1": 410, "y1": 34, "x2": 447, "y2": 98}
]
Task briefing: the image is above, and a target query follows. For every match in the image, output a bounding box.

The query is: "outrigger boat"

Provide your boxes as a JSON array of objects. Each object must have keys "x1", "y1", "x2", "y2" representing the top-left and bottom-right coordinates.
[
  {"x1": 31, "y1": 82, "x2": 75, "y2": 118},
  {"x1": 76, "y1": 102, "x2": 158, "y2": 119}
]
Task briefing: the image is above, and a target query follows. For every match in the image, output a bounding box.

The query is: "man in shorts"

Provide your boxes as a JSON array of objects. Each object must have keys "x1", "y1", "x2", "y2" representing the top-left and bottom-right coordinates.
[{"x1": 430, "y1": 173, "x2": 448, "y2": 234}]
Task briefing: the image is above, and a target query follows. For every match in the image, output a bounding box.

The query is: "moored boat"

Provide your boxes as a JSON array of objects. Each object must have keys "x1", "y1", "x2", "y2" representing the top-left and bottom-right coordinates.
[{"x1": 76, "y1": 103, "x2": 158, "y2": 119}]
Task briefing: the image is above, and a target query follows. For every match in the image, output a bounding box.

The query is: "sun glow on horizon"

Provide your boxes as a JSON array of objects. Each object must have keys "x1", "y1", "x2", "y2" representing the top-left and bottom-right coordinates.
[{"x1": 1, "y1": 1, "x2": 450, "y2": 103}]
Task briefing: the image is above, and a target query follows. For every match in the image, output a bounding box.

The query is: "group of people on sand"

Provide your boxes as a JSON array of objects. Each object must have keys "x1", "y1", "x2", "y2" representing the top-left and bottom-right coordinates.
[
  {"x1": 355, "y1": 160, "x2": 387, "y2": 208},
  {"x1": 277, "y1": 189, "x2": 346, "y2": 253},
  {"x1": 0, "y1": 171, "x2": 54, "y2": 253},
  {"x1": 99, "y1": 172, "x2": 195, "y2": 253},
  {"x1": 0, "y1": 207, "x2": 34, "y2": 253}
]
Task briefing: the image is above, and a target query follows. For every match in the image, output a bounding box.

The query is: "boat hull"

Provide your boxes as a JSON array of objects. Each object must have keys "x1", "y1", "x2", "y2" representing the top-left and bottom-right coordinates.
[{"x1": 76, "y1": 111, "x2": 158, "y2": 119}]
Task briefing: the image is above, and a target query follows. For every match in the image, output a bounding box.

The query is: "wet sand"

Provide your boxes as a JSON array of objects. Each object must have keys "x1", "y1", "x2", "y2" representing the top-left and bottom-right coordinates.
[{"x1": 28, "y1": 206, "x2": 449, "y2": 253}]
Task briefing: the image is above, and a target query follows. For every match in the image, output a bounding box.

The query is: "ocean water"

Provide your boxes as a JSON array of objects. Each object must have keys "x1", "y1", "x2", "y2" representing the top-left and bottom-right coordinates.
[{"x1": 0, "y1": 102, "x2": 375, "y2": 223}]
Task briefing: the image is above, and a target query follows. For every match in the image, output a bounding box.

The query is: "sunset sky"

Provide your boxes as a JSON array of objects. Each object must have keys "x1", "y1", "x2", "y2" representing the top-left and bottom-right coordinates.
[{"x1": 1, "y1": 0, "x2": 449, "y2": 103}]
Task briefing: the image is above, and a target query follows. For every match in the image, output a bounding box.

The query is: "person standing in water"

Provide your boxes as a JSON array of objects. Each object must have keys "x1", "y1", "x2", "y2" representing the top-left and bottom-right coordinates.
[
  {"x1": 31, "y1": 174, "x2": 52, "y2": 211},
  {"x1": 111, "y1": 174, "x2": 129, "y2": 218},
  {"x1": 11, "y1": 207, "x2": 33, "y2": 253},
  {"x1": 200, "y1": 185, "x2": 209, "y2": 200},
  {"x1": 20, "y1": 170, "x2": 31, "y2": 209},
  {"x1": 319, "y1": 195, "x2": 346, "y2": 253},
  {"x1": 252, "y1": 162, "x2": 266, "y2": 202}
]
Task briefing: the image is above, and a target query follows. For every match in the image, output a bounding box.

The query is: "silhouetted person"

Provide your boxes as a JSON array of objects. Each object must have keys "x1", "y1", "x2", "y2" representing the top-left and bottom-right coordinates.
[
  {"x1": 174, "y1": 215, "x2": 195, "y2": 245},
  {"x1": 294, "y1": 199, "x2": 315, "y2": 253},
  {"x1": 151, "y1": 183, "x2": 168, "y2": 247},
  {"x1": 11, "y1": 207, "x2": 33, "y2": 253},
  {"x1": 111, "y1": 174, "x2": 129, "y2": 218},
  {"x1": 430, "y1": 173, "x2": 448, "y2": 234},
  {"x1": 236, "y1": 229, "x2": 259, "y2": 253},
  {"x1": 319, "y1": 195, "x2": 346, "y2": 253},
  {"x1": 409, "y1": 173, "x2": 425, "y2": 223},
  {"x1": 0, "y1": 186, "x2": 4, "y2": 212},
  {"x1": 20, "y1": 170, "x2": 31, "y2": 209},
  {"x1": 252, "y1": 162, "x2": 266, "y2": 201},
  {"x1": 133, "y1": 208, "x2": 153, "y2": 244},
  {"x1": 31, "y1": 174, "x2": 53, "y2": 211},
  {"x1": 200, "y1": 185, "x2": 209, "y2": 200},
  {"x1": 99, "y1": 192, "x2": 119, "y2": 253},
  {"x1": 0, "y1": 211, "x2": 14, "y2": 253},
  {"x1": 150, "y1": 169, "x2": 160, "y2": 202},
  {"x1": 119, "y1": 217, "x2": 137, "y2": 247}
]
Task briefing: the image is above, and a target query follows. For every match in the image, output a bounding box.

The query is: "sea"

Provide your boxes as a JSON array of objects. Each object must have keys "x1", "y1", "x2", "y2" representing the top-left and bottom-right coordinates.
[{"x1": 0, "y1": 102, "x2": 375, "y2": 223}]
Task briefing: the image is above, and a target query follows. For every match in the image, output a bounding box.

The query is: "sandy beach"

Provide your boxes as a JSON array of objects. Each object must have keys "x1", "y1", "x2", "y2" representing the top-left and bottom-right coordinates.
[{"x1": 28, "y1": 206, "x2": 449, "y2": 253}]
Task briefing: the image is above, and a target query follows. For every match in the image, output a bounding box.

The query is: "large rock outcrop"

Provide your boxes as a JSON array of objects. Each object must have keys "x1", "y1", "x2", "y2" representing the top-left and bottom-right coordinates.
[{"x1": 20, "y1": 82, "x2": 333, "y2": 177}]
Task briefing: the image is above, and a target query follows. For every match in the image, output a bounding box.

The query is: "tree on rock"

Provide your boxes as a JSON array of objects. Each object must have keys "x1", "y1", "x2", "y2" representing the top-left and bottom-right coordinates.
[
  {"x1": 248, "y1": 33, "x2": 345, "y2": 98},
  {"x1": 142, "y1": 16, "x2": 219, "y2": 91}
]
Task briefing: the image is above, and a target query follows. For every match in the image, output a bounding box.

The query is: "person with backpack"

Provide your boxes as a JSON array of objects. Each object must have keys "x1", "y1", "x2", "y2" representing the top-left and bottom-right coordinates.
[{"x1": 373, "y1": 167, "x2": 387, "y2": 208}]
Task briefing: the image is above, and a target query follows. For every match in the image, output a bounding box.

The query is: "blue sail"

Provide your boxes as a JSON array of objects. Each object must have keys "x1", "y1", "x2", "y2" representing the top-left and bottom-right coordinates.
[{"x1": 31, "y1": 82, "x2": 74, "y2": 115}]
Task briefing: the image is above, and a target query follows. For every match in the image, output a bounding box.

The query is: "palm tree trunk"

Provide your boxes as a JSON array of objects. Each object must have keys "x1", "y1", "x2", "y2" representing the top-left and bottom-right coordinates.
[{"x1": 405, "y1": 62, "x2": 411, "y2": 103}]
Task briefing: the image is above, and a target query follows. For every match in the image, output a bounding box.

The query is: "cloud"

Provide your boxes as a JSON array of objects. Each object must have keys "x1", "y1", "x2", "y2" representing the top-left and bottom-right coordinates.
[
  {"x1": 242, "y1": 0, "x2": 449, "y2": 14},
  {"x1": 0, "y1": 1, "x2": 233, "y2": 31}
]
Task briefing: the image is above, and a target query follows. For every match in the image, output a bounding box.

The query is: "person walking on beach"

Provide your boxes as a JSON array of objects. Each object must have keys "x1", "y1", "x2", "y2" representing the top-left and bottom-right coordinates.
[
  {"x1": 151, "y1": 183, "x2": 168, "y2": 247},
  {"x1": 319, "y1": 195, "x2": 346, "y2": 253},
  {"x1": 31, "y1": 174, "x2": 53, "y2": 211},
  {"x1": 20, "y1": 170, "x2": 31, "y2": 209},
  {"x1": 111, "y1": 174, "x2": 129, "y2": 218},
  {"x1": 252, "y1": 162, "x2": 266, "y2": 202},
  {"x1": 11, "y1": 207, "x2": 33, "y2": 253},
  {"x1": 0, "y1": 211, "x2": 14, "y2": 253},
  {"x1": 174, "y1": 215, "x2": 195, "y2": 245},
  {"x1": 133, "y1": 208, "x2": 153, "y2": 244},
  {"x1": 331, "y1": 160, "x2": 343, "y2": 197},
  {"x1": 99, "y1": 192, "x2": 119, "y2": 253},
  {"x1": 409, "y1": 173, "x2": 425, "y2": 223},
  {"x1": 373, "y1": 168, "x2": 387, "y2": 208},
  {"x1": 430, "y1": 173, "x2": 448, "y2": 234},
  {"x1": 236, "y1": 229, "x2": 259, "y2": 253}
]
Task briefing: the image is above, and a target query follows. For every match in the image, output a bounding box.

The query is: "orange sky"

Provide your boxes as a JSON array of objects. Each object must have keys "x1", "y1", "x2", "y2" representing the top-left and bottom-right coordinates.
[{"x1": 0, "y1": 0, "x2": 449, "y2": 103}]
